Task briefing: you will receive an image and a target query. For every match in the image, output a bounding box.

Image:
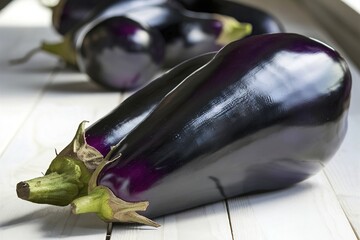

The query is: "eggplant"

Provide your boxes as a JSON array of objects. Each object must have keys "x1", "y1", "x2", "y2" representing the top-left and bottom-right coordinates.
[
  {"x1": 16, "y1": 52, "x2": 214, "y2": 206},
  {"x1": 75, "y1": 1, "x2": 251, "y2": 89},
  {"x1": 12, "y1": 1, "x2": 250, "y2": 90},
  {"x1": 78, "y1": 1, "x2": 252, "y2": 71},
  {"x1": 52, "y1": 0, "x2": 165, "y2": 35},
  {"x1": 74, "y1": 33, "x2": 350, "y2": 225},
  {"x1": 51, "y1": 0, "x2": 283, "y2": 37},
  {"x1": 177, "y1": 0, "x2": 284, "y2": 35},
  {"x1": 17, "y1": 33, "x2": 351, "y2": 227},
  {"x1": 76, "y1": 16, "x2": 166, "y2": 90},
  {"x1": 84, "y1": 52, "x2": 215, "y2": 156},
  {"x1": 52, "y1": 0, "x2": 112, "y2": 35}
]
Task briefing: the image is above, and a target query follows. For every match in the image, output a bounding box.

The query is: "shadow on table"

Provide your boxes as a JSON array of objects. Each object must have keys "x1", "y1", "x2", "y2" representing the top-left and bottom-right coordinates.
[
  {"x1": 0, "y1": 206, "x2": 108, "y2": 237},
  {"x1": 47, "y1": 81, "x2": 111, "y2": 94},
  {"x1": 0, "y1": 181, "x2": 315, "y2": 237}
]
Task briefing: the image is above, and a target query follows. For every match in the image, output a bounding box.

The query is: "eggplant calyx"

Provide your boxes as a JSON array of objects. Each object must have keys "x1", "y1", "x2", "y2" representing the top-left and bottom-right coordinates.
[
  {"x1": 71, "y1": 186, "x2": 160, "y2": 227},
  {"x1": 68, "y1": 121, "x2": 105, "y2": 171},
  {"x1": 16, "y1": 157, "x2": 89, "y2": 206},
  {"x1": 40, "y1": 35, "x2": 77, "y2": 66},
  {"x1": 214, "y1": 14, "x2": 252, "y2": 46}
]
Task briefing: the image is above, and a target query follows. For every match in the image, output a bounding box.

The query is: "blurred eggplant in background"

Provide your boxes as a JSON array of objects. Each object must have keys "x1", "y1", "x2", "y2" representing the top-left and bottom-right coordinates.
[
  {"x1": 177, "y1": 0, "x2": 284, "y2": 35},
  {"x1": 51, "y1": 0, "x2": 284, "y2": 37},
  {"x1": 13, "y1": 0, "x2": 251, "y2": 90}
]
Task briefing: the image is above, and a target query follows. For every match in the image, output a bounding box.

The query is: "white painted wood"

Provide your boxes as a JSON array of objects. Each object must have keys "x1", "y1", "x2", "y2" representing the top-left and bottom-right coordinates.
[
  {"x1": 112, "y1": 202, "x2": 232, "y2": 240},
  {"x1": 0, "y1": 0, "x2": 60, "y2": 155},
  {"x1": 228, "y1": 173, "x2": 357, "y2": 240}
]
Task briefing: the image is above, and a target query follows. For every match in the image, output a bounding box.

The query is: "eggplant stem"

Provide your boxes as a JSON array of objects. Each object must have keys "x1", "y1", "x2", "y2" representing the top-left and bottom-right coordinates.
[
  {"x1": 9, "y1": 47, "x2": 42, "y2": 65},
  {"x1": 9, "y1": 36, "x2": 77, "y2": 66},
  {"x1": 40, "y1": 37, "x2": 77, "y2": 66},
  {"x1": 71, "y1": 186, "x2": 160, "y2": 227},
  {"x1": 16, "y1": 159, "x2": 87, "y2": 206},
  {"x1": 214, "y1": 14, "x2": 253, "y2": 45},
  {"x1": 16, "y1": 121, "x2": 105, "y2": 206}
]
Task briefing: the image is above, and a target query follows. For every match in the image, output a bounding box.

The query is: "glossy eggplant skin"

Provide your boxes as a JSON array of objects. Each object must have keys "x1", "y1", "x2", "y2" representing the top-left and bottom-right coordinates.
[
  {"x1": 84, "y1": 52, "x2": 215, "y2": 156},
  {"x1": 53, "y1": 0, "x2": 111, "y2": 35},
  {"x1": 121, "y1": 2, "x2": 224, "y2": 67},
  {"x1": 52, "y1": 0, "x2": 133, "y2": 35},
  {"x1": 97, "y1": 33, "x2": 351, "y2": 218},
  {"x1": 76, "y1": 16, "x2": 165, "y2": 90},
  {"x1": 74, "y1": 1, "x2": 248, "y2": 89},
  {"x1": 177, "y1": 0, "x2": 284, "y2": 35}
]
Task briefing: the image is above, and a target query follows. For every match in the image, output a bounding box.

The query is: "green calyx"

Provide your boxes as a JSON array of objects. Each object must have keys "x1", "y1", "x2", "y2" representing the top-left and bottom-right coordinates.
[
  {"x1": 71, "y1": 186, "x2": 160, "y2": 227},
  {"x1": 16, "y1": 121, "x2": 105, "y2": 206},
  {"x1": 214, "y1": 14, "x2": 252, "y2": 46},
  {"x1": 67, "y1": 121, "x2": 105, "y2": 171},
  {"x1": 16, "y1": 121, "x2": 160, "y2": 227},
  {"x1": 71, "y1": 152, "x2": 160, "y2": 227},
  {"x1": 40, "y1": 35, "x2": 77, "y2": 66}
]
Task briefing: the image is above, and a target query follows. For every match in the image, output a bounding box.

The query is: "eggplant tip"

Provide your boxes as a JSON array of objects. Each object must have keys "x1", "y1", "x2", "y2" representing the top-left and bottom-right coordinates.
[{"x1": 16, "y1": 181, "x2": 30, "y2": 200}]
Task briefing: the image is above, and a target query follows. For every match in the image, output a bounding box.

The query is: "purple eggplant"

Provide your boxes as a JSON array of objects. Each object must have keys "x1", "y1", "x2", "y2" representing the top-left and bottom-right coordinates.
[
  {"x1": 13, "y1": 1, "x2": 250, "y2": 90},
  {"x1": 84, "y1": 52, "x2": 215, "y2": 156},
  {"x1": 51, "y1": 0, "x2": 283, "y2": 37},
  {"x1": 52, "y1": 0, "x2": 110, "y2": 35},
  {"x1": 72, "y1": 33, "x2": 350, "y2": 225},
  {"x1": 16, "y1": 52, "x2": 214, "y2": 206},
  {"x1": 73, "y1": 0, "x2": 251, "y2": 89},
  {"x1": 17, "y1": 33, "x2": 351, "y2": 227},
  {"x1": 52, "y1": 0, "x2": 163, "y2": 35},
  {"x1": 178, "y1": 0, "x2": 284, "y2": 35},
  {"x1": 76, "y1": 16, "x2": 166, "y2": 90},
  {"x1": 118, "y1": 2, "x2": 251, "y2": 67}
]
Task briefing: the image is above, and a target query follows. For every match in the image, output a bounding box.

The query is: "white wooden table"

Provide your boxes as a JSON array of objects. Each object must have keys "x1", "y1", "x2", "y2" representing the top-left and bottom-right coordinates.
[{"x1": 0, "y1": 0, "x2": 359, "y2": 239}]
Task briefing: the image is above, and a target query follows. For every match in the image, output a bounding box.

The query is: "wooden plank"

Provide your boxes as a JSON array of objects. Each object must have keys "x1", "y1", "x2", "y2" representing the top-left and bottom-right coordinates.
[
  {"x1": 0, "y1": 0, "x2": 59, "y2": 155},
  {"x1": 112, "y1": 202, "x2": 232, "y2": 240},
  {"x1": 228, "y1": 173, "x2": 357, "y2": 240},
  {"x1": 324, "y1": 117, "x2": 360, "y2": 237}
]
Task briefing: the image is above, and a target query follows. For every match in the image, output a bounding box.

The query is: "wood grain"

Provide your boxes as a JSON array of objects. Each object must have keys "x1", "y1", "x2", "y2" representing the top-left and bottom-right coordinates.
[
  {"x1": 112, "y1": 202, "x2": 232, "y2": 240},
  {"x1": 228, "y1": 173, "x2": 357, "y2": 240}
]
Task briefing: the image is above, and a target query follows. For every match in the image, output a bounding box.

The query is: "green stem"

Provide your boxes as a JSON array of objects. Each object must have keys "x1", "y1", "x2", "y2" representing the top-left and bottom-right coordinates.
[
  {"x1": 16, "y1": 158, "x2": 89, "y2": 206},
  {"x1": 71, "y1": 186, "x2": 160, "y2": 227},
  {"x1": 9, "y1": 36, "x2": 77, "y2": 66},
  {"x1": 40, "y1": 35, "x2": 77, "y2": 66},
  {"x1": 8, "y1": 47, "x2": 42, "y2": 65},
  {"x1": 214, "y1": 14, "x2": 253, "y2": 45}
]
